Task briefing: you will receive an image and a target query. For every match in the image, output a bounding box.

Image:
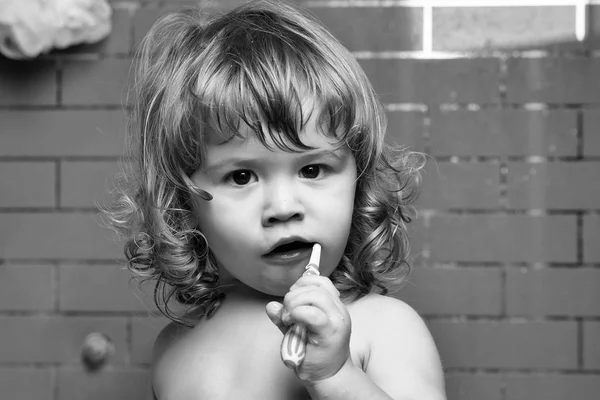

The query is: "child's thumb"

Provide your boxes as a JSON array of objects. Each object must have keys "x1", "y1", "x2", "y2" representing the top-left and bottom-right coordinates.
[{"x1": 265, "y1": 301, "x2": 287, "y2": 334}]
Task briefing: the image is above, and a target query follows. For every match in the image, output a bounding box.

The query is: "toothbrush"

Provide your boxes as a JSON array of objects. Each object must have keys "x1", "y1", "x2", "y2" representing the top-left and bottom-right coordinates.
[{"x1": 280, "y1": 243, "x2": 322, "y2": 369}]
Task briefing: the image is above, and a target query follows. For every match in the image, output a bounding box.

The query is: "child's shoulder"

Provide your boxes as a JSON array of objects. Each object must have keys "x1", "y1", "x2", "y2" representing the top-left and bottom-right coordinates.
[
  {"x1": 151, "y1": 316, "x2": 246, "y2": 399},
  {"x1": 350, "y1": 293, "x2": 446, "y2": 398},
  {"x1": 351, "y1": 292, "x2": 435, "y2": 349},
  {"x1": 350, "y1": 292, "x2": 425, "y2": 326},
  {"x1": 151, "y1": 301, "x2": 307, "y2": 400},
  {"x1": 150, "y1": 320, "x2": 197, "y2": 399}
]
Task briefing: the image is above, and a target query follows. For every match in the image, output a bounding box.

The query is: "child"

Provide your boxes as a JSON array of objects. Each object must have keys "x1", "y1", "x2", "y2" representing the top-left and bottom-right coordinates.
[{"x1": 106, "y1": 1, "x2": 446, "y2": 399}]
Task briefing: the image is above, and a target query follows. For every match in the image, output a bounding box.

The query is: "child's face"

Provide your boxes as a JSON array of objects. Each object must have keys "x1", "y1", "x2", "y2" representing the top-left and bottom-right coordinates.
[{"x1": 190, "y1": 115, "x2": 357, "y2": 297}]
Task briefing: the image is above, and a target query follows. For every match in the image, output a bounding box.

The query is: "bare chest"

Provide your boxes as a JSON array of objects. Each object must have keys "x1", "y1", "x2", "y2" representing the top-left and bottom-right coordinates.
[{"x1": 188, "y1": 302, "x2": 368, "y2": 399}]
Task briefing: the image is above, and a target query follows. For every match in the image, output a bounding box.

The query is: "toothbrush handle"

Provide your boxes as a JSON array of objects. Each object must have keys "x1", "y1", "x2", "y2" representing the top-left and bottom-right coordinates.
[
  {"x1": 281, "y1": 324, "x2": 308, "y2": 369},
  {"x1": 280, "y1": 264, "x2": 319, "y2": 369}
]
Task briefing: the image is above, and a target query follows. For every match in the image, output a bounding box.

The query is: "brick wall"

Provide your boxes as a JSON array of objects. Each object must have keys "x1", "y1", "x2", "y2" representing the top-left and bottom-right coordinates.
[{"x1": 0, "y1": 0, "x2": 599, "y2": 399}]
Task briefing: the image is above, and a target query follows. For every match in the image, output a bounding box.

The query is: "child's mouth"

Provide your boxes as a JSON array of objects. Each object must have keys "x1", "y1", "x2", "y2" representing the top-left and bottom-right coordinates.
[{"x1": 264, "y1": 241, "x2": 314, "y2": 262}]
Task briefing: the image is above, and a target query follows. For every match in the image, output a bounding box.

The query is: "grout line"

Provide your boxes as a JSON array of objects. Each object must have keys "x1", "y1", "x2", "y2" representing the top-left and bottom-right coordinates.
[
  {"x1": 577, "y1": 318, "x2": 584, "y2": 369},
  {"x1": 55, "y1": 161, "x2": 61, "y2": 210},
  {"x1": 500, "y1": 265, "x2": 507, "y2": 317},
  {"x1": 577, "y1": 109, "x2": 585, "y2": 159},
  {"x1": 500, "y1": 374, "x2": 507, "y2": 400},
  {"x1": 126, "y1": 317, "x2": 132, "y2": 364},
  {"x1": 53, "y1": 263, "x2": 60, "y2": 313},
  {"x1": 52, "y1": 365, "x2": 59, "y2": 400}
]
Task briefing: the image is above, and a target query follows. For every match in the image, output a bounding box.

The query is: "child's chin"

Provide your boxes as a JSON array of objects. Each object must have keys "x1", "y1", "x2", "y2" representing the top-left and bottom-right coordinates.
[
  {"x1": 230, "y1": 279, "x2": 287, "y2": 299},
  {"x1": 253, "y1": 283, "x2": 289, "y2": 298}
]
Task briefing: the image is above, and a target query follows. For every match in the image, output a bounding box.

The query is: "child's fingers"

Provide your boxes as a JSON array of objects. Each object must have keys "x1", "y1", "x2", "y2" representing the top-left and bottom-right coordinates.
[
  {"x1": 285, "y1": 279, "x2": 345, "y2": 317},
  {"x1": 283, "y1": 286, "x2": 340, "y2": 316},
  {"x1": 282, "y1": 289, "x2": 346, "y2": 335},
  {"x1": 286, "y1": 305, "x2": 329, "y2": 333},
  {"x1": 265, "y1": 301, "x2": 287, "y2": 334},
  {"x1": 289, "y1": 275, "x2": 340, "y2": 298}
]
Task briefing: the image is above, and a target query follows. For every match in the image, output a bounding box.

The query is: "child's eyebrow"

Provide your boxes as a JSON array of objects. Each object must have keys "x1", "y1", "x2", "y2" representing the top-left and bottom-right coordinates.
[{"x1": 205, "y1": 149, "x2": 346, "y2": 172}]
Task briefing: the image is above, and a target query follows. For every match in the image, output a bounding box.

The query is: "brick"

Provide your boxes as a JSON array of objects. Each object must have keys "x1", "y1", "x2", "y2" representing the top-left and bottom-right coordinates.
[
  {"x1": 133, "y1": 6, "x2": 186, "y2": 45},
  {"x1": 385, "y1": 110, "x2": 425, "y2": 152},
  {"x1": 583, "y1": 110, "x2": 600, "y2": 157},
  {"x1": 0, "y1": 162, "x2": 55, "y2": 207},
  {"x1": 59, "y1": 264, "x2": 155, "y2": 312},
  {"x1": 131, "y1": 317, "x2": 172, "y2": 364},
  {"x1": 583, "y1": 214, "x2": 600, "y2": 263},
  {"x1": 198, "y1": 0, "x2": 304, "y2": 14},
  {"x1": 429, "y1": 109, "x2": 578, "y2": 157},
  {"x1": 433, "y1": 6, "x2": 576, "y2": 52},
  {"x1": 0, "y1": 59, "x2": 56, "y2": 105},
  {"x1": 58, "y1": 367, "x2": 149, "y2": 400},
  {"x1": 430, "y1": 215, "x2": 577, "y2": 263},
  {"x1": 134, "y1": 4, "x2": 422, "y2": 53},
  {"x1": 0, "y1": 265, "x2": 54, "y2": 311},
  {"x1": 398, "y1": 266, "x2": 503, "y2": 316},
  {"x1": 101, "y1": 8, "x2": 133, "y2": 54},
  {"x1": 0, "y1": 213, "x2": 123, "y2": 260},
  {"x1": 419, "y1": 162, "x2": 500, "y2": 209},
  {"x1": 62, "y1": 59, "x2": 131, "y2": 106},
  {"x1": 0, "y1": 367, "x2": 53, "y2": 400},
  {"x1": 133, "y1": 7, "x2": 165, "y2": 44},
  {"x1": 308, "y1": 6, "x2": 422, "y2": 52},
  {"x1": 506, "y1": 268, "x2": 600, "y2": 316},
  {"x1": 0, "y1": 110, "x2": 127, "y2": 157},
  {"x1": 507, "y1": 162, "x2": 600, "y2": 209},
  {"x1": 583, "y1": 321, "x2": 600, "y2": 369},
  {"x1": 428, "y1": 320, "x2": 578, "y2": 369},
  {"x1": 505, "y1": 374, "x2": 600, "y2": 400},
  {"x1": 407, "y1": 215, "x2": 426, "y2": 263},
  {"x1": 58, "y1": 9, "x2": 131, "y2": 54},
  {"x1": 61, "y1": 161, "x2": 121, "y2": 208},
  {"x1": 445, "y1": 373, "x2": 503, "y2": 400},
  {"x1": 359, "y1": 59, "x2": 501, "y2": 104},
  {"x1": 0, "y1": 316, "x2": 127, "y2": 363},
  {"x1": 506, "y1": 57, "x2": 600, "y2": 104}
]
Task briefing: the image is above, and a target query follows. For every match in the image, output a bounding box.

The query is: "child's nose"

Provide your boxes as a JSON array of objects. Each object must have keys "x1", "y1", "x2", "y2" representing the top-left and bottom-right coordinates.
[{"x1": 261, "y1": 182, "x2": 304, "y2": 226}]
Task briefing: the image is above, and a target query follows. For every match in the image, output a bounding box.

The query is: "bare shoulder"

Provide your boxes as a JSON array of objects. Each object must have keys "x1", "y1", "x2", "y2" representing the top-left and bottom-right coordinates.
[
  {"x1": 351, "y1": 294, "x2": 439, "y2": 358},
  {"x1": 151, "y1": 314, "x2": 249, "y2": 400},
  {"x1": 350, "y1": 293, "x2": 447, "y2": 400},
  {"x1": 351, "y1": 292, "x2": 424, "y2": 321},
  {"x1": 151, "y1": 320, "x2": 198, "y2": 399},
  {"x1": 153, "y1": 320, "x2": 192, "y2": 363},
  {"x1": 151, "y1": 302, "x2": 307, "y2": 400}
]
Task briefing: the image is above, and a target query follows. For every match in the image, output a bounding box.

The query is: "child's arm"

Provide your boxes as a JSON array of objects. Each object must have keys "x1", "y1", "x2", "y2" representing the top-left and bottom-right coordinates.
[
  {"x1": 308, "y1": 296, "x2": 445, "y2": 400},
  {"x1": 267, "y1": 277, "x2": 446, "y2": 400}
]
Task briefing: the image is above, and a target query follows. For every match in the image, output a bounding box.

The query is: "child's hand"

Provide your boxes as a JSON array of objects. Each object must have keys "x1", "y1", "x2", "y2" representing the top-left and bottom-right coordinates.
[{"x1": 266, "y1": 275, "x2": 352, "y2": 382}]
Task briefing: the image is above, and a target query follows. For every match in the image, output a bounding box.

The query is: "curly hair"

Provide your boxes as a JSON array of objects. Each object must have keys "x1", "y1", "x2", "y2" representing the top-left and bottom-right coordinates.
[{"x1": 104, "y1": 0, "x2": 424, "y2": 326}]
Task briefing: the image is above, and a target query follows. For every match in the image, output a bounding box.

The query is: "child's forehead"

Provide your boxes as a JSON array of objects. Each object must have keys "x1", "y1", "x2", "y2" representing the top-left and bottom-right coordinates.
[
  {"x1": 203, "y1": 97, "x2": 341, "y2": 148},
  {"x1": 207, "y1": 116, "x2": 341, "y2": 151}
]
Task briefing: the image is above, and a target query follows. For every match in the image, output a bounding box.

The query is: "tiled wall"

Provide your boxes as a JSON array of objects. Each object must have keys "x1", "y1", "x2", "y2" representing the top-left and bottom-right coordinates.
[{"x1": 1, "y1": 0, "x2": 599, "y2": 399}]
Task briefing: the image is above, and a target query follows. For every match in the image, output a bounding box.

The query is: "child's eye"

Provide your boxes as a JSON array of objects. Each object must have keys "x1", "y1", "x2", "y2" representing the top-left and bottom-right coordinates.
[
  {"x1": 300, "y1": 164, "x2": 326, "y2": 179},
  {"x1": 225, "y1": 170, "x2": 256, "y2": 186}
]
